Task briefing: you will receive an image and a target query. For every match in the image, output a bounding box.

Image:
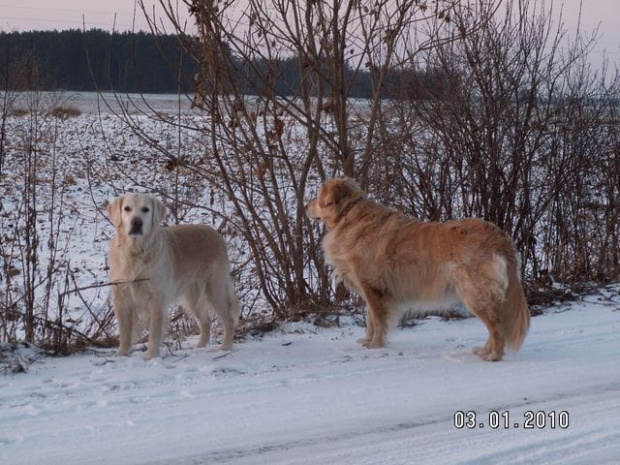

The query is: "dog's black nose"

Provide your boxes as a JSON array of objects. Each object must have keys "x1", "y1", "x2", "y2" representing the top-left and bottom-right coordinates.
[{"x1": 129, "y1": 217, "x2": 143, "y2": 235}]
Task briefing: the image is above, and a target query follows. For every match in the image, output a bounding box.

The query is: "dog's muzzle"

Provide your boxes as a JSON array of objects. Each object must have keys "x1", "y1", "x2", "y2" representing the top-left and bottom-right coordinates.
[
  {"x1": 305, "y1": 202, "x2": 320, "y2": 221},
  {"x1": 129, "y1": 217, "x2": 144, "y2": 235}
]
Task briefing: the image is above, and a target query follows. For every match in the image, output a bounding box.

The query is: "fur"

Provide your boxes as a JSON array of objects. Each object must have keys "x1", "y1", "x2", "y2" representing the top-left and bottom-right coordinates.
[
  {"x1": 306, "y1": 178, "x2": 530, "y2": 361},
  {"x1": 107, "y1": 193, "x2": 239, "y2": 359}
]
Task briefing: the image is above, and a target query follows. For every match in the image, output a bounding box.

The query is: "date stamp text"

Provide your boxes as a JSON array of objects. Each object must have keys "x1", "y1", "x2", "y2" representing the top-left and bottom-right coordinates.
[{"x1": 454, "y1": 410, "x2": 570, "y2": 430}]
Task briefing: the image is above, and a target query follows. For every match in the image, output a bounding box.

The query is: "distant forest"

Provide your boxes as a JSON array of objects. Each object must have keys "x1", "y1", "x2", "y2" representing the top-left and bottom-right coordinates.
[
  {"x1": 0, "y1": 30, "x2": 195, "y2": 93},
  {"x1": 0, "y1": 29, "x2": 446, "y2": 98}
]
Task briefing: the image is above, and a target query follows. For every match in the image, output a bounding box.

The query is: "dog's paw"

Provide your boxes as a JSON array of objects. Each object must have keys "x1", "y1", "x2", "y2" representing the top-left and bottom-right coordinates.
[
  {"x1": 356, "y1": 336, "x2": 371, "y2": 345},
  {"x1": 144, "y1": 349, "x2": 161, "y2": 361},
  {"x1": 362, "y1": 339, "x2": 385, "y2": 349},
  {"x1": 472, "y1": 345, "x2": 488, "y2": 356},
  {"x1": 473, "y1": 346, "x2": 503, "y2": 361}
]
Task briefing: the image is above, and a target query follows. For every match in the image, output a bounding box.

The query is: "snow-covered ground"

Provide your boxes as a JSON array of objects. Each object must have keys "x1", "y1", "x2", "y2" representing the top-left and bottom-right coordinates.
[{"x1": 2, "y1": 287, "x2": 619, "y2": 465}]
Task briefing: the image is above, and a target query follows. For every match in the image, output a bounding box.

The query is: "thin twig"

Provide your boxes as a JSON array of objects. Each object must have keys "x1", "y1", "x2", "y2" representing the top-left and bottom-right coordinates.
[{"x1": 58, "y1": 278, "x2": 150, "y2": 298}]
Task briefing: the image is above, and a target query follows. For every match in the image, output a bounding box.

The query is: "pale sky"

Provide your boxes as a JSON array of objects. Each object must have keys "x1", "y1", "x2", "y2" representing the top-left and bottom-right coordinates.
[
  {"x1": 1, "y1": 1, "x2": 619, "y2": 61},
  {"x1": 0, "y1": 0, "x2": 192, "y2": 33}
]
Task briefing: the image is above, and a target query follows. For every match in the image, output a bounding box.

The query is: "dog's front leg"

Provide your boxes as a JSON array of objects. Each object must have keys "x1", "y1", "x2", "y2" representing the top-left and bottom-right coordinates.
[
  {"x1": 357, "y1": 309, "x2": 375, "y2": 345},
  {"x1": 113, "y1": 296, "x2": 133, "y2": 356},
  {"x1": 359, "y1": 284, "x2": 389, "y2": 348},
  {"x1": 145, "y1": 300, "x2": 166, "y2": 360}
]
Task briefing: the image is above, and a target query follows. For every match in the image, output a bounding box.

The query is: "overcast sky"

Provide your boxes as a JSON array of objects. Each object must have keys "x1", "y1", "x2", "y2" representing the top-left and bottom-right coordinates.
[
  {"x1": 0, "y1": 0, "x2": 191, "y2": 33},
  {"x1": 1, "y1": 0, "x2": 619, "y2": 63}
]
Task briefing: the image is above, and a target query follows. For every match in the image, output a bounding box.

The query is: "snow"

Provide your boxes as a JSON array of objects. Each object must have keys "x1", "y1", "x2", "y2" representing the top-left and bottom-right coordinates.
[
  {"x1": 2, "y1": 289, "x2": 619, "y2": 465},
  {"x1": 2, "y1": 92, "x2": 619, "y2": 464}
]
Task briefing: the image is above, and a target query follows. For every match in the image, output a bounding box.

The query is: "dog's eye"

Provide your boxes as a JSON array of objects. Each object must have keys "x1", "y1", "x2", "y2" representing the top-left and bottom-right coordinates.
[
  {"x1": 123, "y1": 206, "x2": 132, "y2": 212},
  {"x1": 141, "y1": 207, "x2": 150, "y2": 213}
]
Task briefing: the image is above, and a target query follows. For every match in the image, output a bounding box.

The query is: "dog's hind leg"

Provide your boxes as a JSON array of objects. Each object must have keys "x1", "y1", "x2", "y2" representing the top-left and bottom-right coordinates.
[
  {"x1": 470, "y1": 310, "x2": 505, "y2": 362},
  {"x1": 454, "y1": 265, "x2": 507, "y2": 361},
  {"x1": 196, "y1": 313, "x2": 213, "y2": 349},
  {"x1": 206, "y1": 278, "x2": 238, "y2": 350},
  {"x1": 185, "y1": 288, "x2": 213, "y2": 348}
]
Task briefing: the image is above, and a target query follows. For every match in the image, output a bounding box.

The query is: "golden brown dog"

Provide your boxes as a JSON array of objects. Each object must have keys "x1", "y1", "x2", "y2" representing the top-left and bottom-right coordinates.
[
  {"x1": 107, "y1": 193, "x2": 240, "y2": 359},
  {"x1": 306, "y1": 178, "x2": 530, "y2": 361}
]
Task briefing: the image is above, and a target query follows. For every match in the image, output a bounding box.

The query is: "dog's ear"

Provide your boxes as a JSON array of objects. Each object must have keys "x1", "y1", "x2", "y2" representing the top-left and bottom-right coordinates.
[
  {"x1": 333, "y1": 177, "x2": 363, "y2": 206},
  {"x1": 107, "y1": 196, "x2": 124, "y2": 228},
  {"x1": 151, "y1": 196, "x2": 167, "y2": 227}
]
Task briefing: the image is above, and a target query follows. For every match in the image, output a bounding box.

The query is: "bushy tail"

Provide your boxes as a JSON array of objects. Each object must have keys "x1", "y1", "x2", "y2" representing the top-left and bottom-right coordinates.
[
  {"x1": 227, "y1": 276, "x2": 241, "y2": 327},
  {"x1": 503, "y1": 255, "x2": 530, "y2": 352}
]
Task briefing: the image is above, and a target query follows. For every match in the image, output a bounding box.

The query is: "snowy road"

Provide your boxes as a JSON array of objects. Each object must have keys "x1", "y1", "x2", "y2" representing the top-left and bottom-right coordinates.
[{"x1": 1, "y1": 289, "x2": 619, "y2": 465}]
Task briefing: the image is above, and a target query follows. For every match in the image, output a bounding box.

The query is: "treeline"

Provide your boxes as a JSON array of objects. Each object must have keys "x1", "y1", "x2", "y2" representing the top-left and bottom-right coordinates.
[
  {"x1": 0, "y1": 29, "x2": 195, "y2": 93},
  {"x1": 0, "y1": 29, "x2": 447, "y2": 99},
  {"x1": 231, "y1": 56, "x2": 449, "y2": 100}
]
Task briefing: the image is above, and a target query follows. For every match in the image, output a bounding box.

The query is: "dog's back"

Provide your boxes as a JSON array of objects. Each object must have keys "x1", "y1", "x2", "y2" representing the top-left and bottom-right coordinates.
[{"x1": 165, "y1": 224, "x2": 231, "y2": 280}]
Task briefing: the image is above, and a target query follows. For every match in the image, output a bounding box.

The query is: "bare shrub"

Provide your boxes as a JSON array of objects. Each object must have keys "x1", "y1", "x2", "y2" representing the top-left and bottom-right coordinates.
[
  {"x1": 126, "y1": 0, "x2": 499, "y2": 318},
  {"x1": 0, "y1": 91, "x2": 115, "y2": 353},
  {"x1": 108, "y1": 0, "x2": 619, "y2": 319},
  {"x1": 366, "y1": 0, "x2": 620, "y2": 288}
]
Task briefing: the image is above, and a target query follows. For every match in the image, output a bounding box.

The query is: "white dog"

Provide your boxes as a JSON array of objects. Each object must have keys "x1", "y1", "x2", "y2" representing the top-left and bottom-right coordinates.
[{"x1": 107, "y1": 193, "x2": 240, "y2": 359}]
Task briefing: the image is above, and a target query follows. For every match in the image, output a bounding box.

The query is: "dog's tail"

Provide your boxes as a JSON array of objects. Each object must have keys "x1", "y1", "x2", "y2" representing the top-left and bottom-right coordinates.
[
  {"x1": 502, "y1": 252, "x2": 530, "y2": 352},
  {"x1": 227, "y1": 275, "x2": 241, "y2": 327}
]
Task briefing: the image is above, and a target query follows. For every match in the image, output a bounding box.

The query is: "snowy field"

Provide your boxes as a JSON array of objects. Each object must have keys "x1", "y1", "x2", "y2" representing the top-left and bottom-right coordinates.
[
  {"x1": 9, "y1": 91, "x2": 199, "y2": 116},
  {"x1": 1, "y1": 287, "x2": 619, "y2": 465},
  {"x1": 0, "y1": 96, "x2": 266, "y2": 335}
]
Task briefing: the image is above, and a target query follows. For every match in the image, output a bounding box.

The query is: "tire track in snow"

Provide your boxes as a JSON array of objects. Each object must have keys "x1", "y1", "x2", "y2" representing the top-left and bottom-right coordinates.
[{"x1": 154, "y1": 383, "x2": 620, "y2": 465}]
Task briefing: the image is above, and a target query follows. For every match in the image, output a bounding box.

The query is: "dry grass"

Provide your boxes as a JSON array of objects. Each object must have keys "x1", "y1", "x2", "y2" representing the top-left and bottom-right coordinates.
[
  {"x1": 48, "y1": 105, "x2": 82, "y2": 120},
  {"x1": 9, "y1": 108, "x2": 28, "y2": 117}
]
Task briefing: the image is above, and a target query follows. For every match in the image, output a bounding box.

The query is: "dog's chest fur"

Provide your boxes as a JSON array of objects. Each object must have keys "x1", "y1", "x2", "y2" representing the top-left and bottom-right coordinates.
[
  {"x1": 109, "y1": 235, "x2": 169, "y2": 296},
  {"x1": 321, "y1": 229, "x2": 361, "y2": 289},
  {"x1": 321, "y1": 231, "x2": 346, "y2": 268}
]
